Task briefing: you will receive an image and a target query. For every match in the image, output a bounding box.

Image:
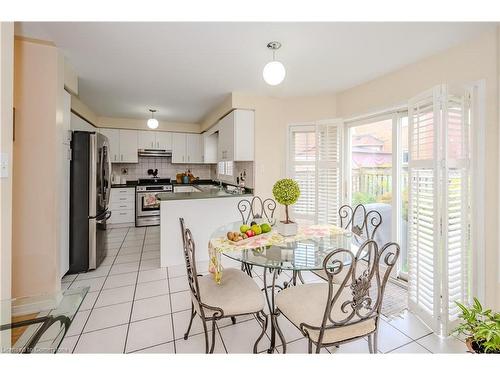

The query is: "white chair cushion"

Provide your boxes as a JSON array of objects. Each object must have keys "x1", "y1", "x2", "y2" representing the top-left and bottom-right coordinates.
[
  {"x1": 276, "y1": 283, "x2": 375, "y2": 344},
  {"x1": 196, "y1": 268, "x2": 265, "y2": 316}
]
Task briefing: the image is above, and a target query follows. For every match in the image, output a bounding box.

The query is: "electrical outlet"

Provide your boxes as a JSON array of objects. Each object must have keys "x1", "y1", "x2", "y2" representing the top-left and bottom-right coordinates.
[{"x1": 0, "y1": 153, "x2": 9, "y2": 178}]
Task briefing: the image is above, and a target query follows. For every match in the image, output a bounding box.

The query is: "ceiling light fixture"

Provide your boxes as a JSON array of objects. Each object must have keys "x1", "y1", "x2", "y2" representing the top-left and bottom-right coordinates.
[
  {"x1": 147, "y1": 109, "x2": 159, "y2": 129},
  {"x1": 262, "y1": 41, "x2": 286, "y2": 86}
]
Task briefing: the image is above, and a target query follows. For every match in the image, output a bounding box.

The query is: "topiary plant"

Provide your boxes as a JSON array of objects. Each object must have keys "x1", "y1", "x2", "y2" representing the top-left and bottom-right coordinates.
[{"x1": 272, "y1": 179, "x2": 300, "y2": 224}]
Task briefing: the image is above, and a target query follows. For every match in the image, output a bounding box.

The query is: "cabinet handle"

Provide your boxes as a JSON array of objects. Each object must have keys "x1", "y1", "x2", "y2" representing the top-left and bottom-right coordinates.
[
  {"x1": 119, "y1": 205, "x2": 127, "y2": 208},
  {"x1": 182, "y1": 155, "x2": 185, "y2": 162},
  {"x1": 114, "y1": 155, "x2": 117, "y2": 161},
  {"x1": 121, "y1": 154, "x2": 123, "y2": 161},
  {"x1": 119, "y1": 198, "x2": 127, "y2": 201},
  {"x1": 188, "y1": 155, "x2": 190, "y2": 162},
  {"x1": 157, "y1": 141, "x2": 159, "y2": 148}
]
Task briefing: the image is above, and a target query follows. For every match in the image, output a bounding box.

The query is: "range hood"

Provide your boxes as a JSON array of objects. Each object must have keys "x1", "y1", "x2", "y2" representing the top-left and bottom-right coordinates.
[{"x1": 138, "y1": 149, "x2": 172, "y2": 157}]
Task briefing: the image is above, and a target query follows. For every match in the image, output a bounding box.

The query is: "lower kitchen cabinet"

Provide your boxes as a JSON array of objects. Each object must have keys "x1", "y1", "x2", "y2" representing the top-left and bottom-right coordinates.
[{"x1": 109, "y1": 187, "x2": 135, "y2": 225}]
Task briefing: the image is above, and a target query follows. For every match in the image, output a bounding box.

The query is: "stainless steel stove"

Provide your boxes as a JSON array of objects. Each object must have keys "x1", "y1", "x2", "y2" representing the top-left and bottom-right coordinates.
[{"x1": 135, "y1": 178, "x2": 172, "y2": 227}]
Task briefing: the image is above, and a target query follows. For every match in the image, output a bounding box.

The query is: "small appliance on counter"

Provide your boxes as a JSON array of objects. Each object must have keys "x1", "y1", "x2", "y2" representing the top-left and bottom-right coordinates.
[{"x1": 176, "y1": 169, "x2": 199, "y2": 184}]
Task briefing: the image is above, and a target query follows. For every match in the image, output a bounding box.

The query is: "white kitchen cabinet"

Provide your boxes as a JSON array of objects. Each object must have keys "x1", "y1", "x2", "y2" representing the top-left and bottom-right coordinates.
[
  {"x1": 109, "y1": 187, "x2": 135, "y2": 225},
  {"x1": 156, "y1": 131, "x2": 172, "y2": 150},
  {"x1": 138, "y1": 131, "x2": 172, "y2": 150},
  {"x1": 171, "y1": 133, "x2": 203, "y2": 164},
  {"x1": 203, "y1": 132, "x2": 218, "y2": 164},
  {"x1": 186, "y1": 134, "x2": 203, "y2": 163},
  {"x1": 216, "y1": 109, "x2": 254, "y2": 162},
  {"x1": 99, "y1": 128, "x2": 120, "y2": 163},
  {"x1": 138, "y1": 130, "x2": 156, "y2": 149},
  {"x1": 118, "y1": 130, "x2": 138, "y2": 163},
  {"x1": 172, "y1": 133, "x2": 187, "y2": 163}
]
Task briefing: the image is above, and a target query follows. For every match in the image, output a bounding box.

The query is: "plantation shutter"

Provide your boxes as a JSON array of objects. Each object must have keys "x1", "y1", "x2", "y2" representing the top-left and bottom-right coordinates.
[
  {"x1": 441, "y1": 84, "x2": 472, "y2": 334},
  {"x1": 408, "y1": 84, "x2": 472, "y2": 335},
  {"x1": 289, "y1": 126, "x2": 317, "y2": 223},
  {"x1": 289, "y1": 121, "x2": 343, "y2": 224},
  {"x1": 407, "y1": 86, "x2": 441, "y2": 332},
  {"x1": 316, "y1": 120, "x2": 343, "y2": 225}
]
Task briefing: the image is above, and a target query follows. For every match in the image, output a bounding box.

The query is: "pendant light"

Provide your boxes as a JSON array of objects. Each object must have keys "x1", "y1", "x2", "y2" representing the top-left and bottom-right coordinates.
[
  {"x1": 147, "y1": 109, "x2": 159, "y2": 129},
  {"x1": 262, "y1": 41, "x2": 286, "y2": 86}
]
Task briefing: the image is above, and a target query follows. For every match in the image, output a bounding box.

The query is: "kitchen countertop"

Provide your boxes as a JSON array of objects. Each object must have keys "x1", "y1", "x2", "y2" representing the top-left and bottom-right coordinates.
[
  {"x1": 157, "y1": 187, "x2": 253, "y2": 201},
  {"x1": 111, "y1": 181, "x2": 138, "y2": 188}
]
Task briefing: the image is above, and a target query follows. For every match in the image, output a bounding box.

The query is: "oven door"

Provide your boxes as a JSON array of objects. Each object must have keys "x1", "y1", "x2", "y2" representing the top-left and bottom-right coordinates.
[{"x1": 136, "y1": 191, "x2": 161, "y2": 217}]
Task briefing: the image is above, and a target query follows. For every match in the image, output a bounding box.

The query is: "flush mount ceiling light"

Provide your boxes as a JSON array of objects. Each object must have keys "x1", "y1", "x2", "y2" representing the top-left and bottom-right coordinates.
[
  {"x1": 147, "y1": 109, "x2": 159, "y2": 129},
  {"x1": 262, "y1": 41, "x2": 286, "y2": 86}
]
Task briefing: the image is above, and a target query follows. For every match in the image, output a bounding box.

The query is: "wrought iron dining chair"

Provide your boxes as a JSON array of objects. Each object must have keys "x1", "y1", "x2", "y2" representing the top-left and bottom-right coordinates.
[
  {"x1": 238, "y1": 196, "x2": 277, "y2": 226},
  {"x1": 274, "y1": 240, "x2": 400, "y2": 353},
  {"x1": 237, "y1": 196, "x2": 276, "y2": 277},
  {"x1": 179, "y1": 218, "x2": 268, "y2": 353},
  {"x1": 339, "y1": 204, "x2": 382, "y2": 240},
  {"x1": 312, "y1": 204, "x2": 383, "y2": 283}
]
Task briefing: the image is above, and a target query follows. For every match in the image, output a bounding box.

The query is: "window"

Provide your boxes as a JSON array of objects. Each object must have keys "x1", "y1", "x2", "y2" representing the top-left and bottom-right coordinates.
[
  {"x1": 288, "y1": 121, "x2": 343, "y2": 225},
  {"x1": 217, "y1": 161, "x2": 233, "y2": 178}
]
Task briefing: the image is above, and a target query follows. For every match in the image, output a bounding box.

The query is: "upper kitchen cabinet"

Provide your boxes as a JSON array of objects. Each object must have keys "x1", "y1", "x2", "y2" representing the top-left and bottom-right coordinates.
[
  {"x1": 138, "y1": 130, "x2": 156, "y2": 149},
  {"x1": 172, "y1": 133, "x2": 203, "y2": 163},
  {"x1": 217, "y1": 109, "x2": 254, "y2": 162},
  {"x1": 99, "y1": 128, "x2": 120, "y2": 162},
  {"x1": 186, "y1": 133, "x2": 203, "y2": 163},
  {"x1": 172, "y1": 133, "x2": 187, "y2": 163},
  {"x1": 203, "y1": 132, "x2": 218, "y2": 164},
  {"x1": 119, "y1": 130, "x2": 139, "y2": 163},
  {"x1": 138, "y1": 131, "x2": 172, "y2": 150},
  {"x1": 156, "y1": 131, "x2": 172, "y2": 150}
]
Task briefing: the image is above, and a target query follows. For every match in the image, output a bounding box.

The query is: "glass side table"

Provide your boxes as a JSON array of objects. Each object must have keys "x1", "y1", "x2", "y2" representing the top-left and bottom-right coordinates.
[{"x1": 0, "y1": 287, "x2": 88, "y2": 354}]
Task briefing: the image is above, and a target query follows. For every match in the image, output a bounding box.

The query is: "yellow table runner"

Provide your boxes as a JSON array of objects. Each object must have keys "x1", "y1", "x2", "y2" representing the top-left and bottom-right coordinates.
[{"x1": 208, "y1": 224, "x2": 347, "y2": 284}]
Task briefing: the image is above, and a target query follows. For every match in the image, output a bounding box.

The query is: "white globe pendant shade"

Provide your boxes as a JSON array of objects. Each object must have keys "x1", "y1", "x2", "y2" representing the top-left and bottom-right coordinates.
[
  {"x1": 147, "y1": 118, "x2": 159, "y2": 129},
  {"x1": 263, "y1": 60, "x2": 286, "y2": 86}
]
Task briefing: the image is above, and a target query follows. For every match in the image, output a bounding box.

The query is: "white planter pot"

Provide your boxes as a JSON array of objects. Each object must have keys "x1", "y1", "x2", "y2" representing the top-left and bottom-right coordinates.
[{"x1": 277, "y1": 221, "x2": 298, "y2": 236}]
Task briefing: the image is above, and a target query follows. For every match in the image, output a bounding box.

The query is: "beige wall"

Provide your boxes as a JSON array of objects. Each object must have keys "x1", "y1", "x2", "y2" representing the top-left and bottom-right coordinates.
[
  {"x1": 71, "y1": 95, "x2": 98, "y2": 125},
  {"x1": 202, "y1": 92, "x2": 338, "y2": 203},
  {"x1": 12, "y1": 38, "x2": 63, "y2": 297},
  {"x1": 336, "y1": 28, "x2": 499, "y2": 309},
  {"x1": 0, "y1": 23, "x2": 14, "y2": 303}
]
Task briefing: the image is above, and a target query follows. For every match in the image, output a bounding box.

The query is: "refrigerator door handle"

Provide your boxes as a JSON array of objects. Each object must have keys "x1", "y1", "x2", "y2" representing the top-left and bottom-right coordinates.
[{"x1": 96, "y1": 211, "x2": 112, "y2": 224}]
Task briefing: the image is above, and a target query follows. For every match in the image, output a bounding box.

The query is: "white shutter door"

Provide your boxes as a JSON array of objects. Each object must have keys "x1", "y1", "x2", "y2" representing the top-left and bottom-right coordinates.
[
  {"x1": 407, "y1": 87, "x2": 441, "y2": 332},
  {"x1": 441, "y1": 85, "x2": 472, "y2": 334},
  {"x1": 289, "y1": 126, "x2": 317, "y2": 223},
  {"x1": 316, "y1": 121, "x2": 343, "y2": 225}
]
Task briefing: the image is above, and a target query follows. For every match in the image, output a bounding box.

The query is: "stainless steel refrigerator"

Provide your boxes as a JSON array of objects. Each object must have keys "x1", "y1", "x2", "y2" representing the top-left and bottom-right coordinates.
[{"x1": 69, "y1": 131, "x2": 112, "y2": 273}]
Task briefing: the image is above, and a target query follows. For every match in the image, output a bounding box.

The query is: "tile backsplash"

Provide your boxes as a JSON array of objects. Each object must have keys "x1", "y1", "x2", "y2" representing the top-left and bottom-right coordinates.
[
  {"x1": 112, "y1": 157, "x2": 214, "y2": 182},
  {"x1": 112, "y1": 157, "x2": 255, "y2": 188}
]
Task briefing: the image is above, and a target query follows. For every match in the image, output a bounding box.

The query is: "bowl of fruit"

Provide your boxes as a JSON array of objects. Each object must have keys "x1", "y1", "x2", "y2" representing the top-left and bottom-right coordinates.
[{"x1": 226, "y1": 221, "x2": 273, "y2": 244}]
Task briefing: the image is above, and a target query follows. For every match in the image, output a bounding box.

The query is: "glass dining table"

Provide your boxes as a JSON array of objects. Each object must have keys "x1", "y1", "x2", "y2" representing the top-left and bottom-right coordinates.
[{"x1": 209, "y1": 222, "x2": 366, "y2": 353}]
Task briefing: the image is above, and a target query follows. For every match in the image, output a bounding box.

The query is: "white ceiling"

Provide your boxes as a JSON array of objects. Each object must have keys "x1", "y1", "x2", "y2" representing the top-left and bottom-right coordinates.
[{"x1": 16, "y1": 22, "x2": 492, "y2": 123}]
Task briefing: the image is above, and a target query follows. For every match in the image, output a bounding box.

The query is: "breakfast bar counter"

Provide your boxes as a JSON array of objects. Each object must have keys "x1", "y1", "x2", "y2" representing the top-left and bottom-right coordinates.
[{"x1": 158, "y1": 189, "x2": 253, "y2": 267}]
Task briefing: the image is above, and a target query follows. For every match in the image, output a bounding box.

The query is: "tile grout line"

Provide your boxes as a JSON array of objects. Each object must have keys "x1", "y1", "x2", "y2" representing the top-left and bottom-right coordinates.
[
  {"x1": 166, "y1": 265, "x2": 177, "y2": 354},
  {"x1": 122, "y1": 227, "x2": 147, "y2": 353},
  {"x1": 71, "y1": 226, "x2": 130, "y2": 353}
]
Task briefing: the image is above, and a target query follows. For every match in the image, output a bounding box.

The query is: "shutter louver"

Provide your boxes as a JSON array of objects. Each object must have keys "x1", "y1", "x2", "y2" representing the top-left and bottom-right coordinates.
[
  {"x1": 442, "y1": 86, "x2": 471, "y2": 334},
  {"x1": 289, "y1": 121, "x2": 343, "y2": 225},
  {"x1": 408, "y1": 85, "x2": 472, "y2": 335},
  {"x1": 408, "y1": 88, "x2": 441, "y2": 331},
  {"x1": 317, "y1": 122, "x2": 342, "y2": 225}
]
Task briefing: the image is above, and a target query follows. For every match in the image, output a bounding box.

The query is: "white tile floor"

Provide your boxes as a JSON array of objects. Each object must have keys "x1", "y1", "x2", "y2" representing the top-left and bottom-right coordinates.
[{"x1": 58, "y1": 226, "x2": 467, "y2": 354}]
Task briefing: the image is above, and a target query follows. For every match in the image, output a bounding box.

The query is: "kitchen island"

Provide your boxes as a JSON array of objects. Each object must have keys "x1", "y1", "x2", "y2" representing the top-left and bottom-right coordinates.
[{"x1": 157, "y1": 186, "x2": 252, "y2": 267}]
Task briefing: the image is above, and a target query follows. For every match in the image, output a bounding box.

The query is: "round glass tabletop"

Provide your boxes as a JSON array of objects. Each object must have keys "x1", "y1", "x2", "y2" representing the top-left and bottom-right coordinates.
[{"x1": 210, "y1": 222, "x2": 366, "y2": 272}]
